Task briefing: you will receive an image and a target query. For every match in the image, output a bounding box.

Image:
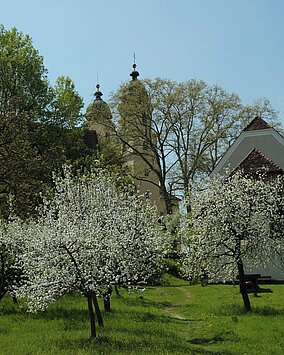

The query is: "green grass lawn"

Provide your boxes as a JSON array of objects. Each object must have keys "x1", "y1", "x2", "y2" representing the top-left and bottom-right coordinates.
[{"x1": 0, "y1": 276, "x2": 284, "y2": 354}]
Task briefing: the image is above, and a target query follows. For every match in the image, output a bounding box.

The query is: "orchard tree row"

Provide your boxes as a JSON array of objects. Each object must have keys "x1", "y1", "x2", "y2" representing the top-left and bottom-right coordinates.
[{"x1": 1, "y1": 167, "x2": 283, "y2": 339}]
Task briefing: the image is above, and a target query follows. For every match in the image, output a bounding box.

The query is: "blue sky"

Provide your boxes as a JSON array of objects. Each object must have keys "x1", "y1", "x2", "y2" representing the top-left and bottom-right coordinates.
[{"x1": 1, "y1": 0, "x2": 284, "y2": 125}]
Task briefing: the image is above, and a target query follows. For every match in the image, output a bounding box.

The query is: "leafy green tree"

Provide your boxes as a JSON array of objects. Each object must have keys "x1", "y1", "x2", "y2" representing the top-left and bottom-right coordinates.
[
  {"x1": 0, "y1": 109, "x2": 44, "y2": 219},
  {"x1": 167, "y1": 79, "x2": 242, "y2": 211},
  {"x1": 0, "y1": 26, "x2": 92, "y2": 218},
  {"x1": 49, "y1": 75, "x2": 84, "y2": 128},
  {"x1": 0, "y1": 26, "x2": 52, "y2": 218},
  {"x1": 0, "y1": 25, "x2": 51, "y2": 120}
]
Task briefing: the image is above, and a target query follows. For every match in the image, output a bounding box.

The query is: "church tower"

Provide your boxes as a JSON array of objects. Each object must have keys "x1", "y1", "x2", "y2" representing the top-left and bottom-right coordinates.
[
  {"x1": 83, "y1": 84, "x2": 114, "y2": 149},
  {"x1": 118, "y1": 62, "x2": 167, "y2": 213},
  {"x1": 83, "y1": 65, "x2": 179, "y2": 215}
]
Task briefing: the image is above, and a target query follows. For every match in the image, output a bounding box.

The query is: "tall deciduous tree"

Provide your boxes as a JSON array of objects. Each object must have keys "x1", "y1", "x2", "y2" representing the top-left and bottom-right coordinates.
[
  {"x1": 0, "y1": 26, "x2": 93, "y2": 218},
  {"x1": 111, "y1": 78, "x2": 280, "y2": 215},
  {"x1": 0, "y1": 25, "x2": 51, "y2": 120},
  {"x1": 182, "y1": 171, "x2": 284, "y2": 311},
  {"x1": 49, "y1": 75, "x2": 84, "y2": 128},
  {"x1": 0, "y1": 109, "x2": 45, "y2": 218},
  {"x1": 16, "y1": 168, "x2": 166, "y2": 338},
  {"x1": 164, "y1": 80, "x2": 242, "y2": 212}
]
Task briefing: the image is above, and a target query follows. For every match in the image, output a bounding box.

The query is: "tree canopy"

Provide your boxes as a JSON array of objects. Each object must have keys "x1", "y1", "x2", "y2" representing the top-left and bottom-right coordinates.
[
  {"x1": 15, "y1": 168, "x2": 166, "y2": 337},
  {"x1": 182, "y1": 171, "x2": 284, "y2": 311},
  {"x1": 0, "y1": 26, "x2": 103, "y2": 218},
  {"x1": 0, "y1": 25, "x2": 51, "y2": 119}
]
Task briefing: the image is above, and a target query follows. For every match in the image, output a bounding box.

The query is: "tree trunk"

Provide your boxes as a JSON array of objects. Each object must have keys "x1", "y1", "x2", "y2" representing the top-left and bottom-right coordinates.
[
  {"x1": 183, "y1": 179, "x2": 192, "y2": 215},
  {"x1": 0, "y1": 262, "x2": 7, "y2": 302},
  {"x1": 160, "y1": 184, "x2": 172, "y2": 215},
  {"x1": 237, "y1": 260, "x2": 251, "y2": 312},
  {"x1": 103, "y1": 285, "x2": 112, "y2": 312},
  {"x1": 115, "y1": 284, "x2": 120, "y2": 297},
  {"x1": 0, "y1": 277, "x2": 7, "y2": 302},
  {"x1": 87, "y1": 293, "x2": 96, "y2": 338},
  {"x1": 0, "y1": 290, "x2": 7, "y2": 302},
  {"x1": 104, "y1": 296, "x2": 111, "y2": 312},
  {"x1": 91, "y1": 293, "x2": 104, "y2": 327}
]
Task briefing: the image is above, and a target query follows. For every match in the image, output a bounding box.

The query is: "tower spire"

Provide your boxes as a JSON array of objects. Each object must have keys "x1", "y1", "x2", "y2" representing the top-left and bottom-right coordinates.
[
  {"x1": 94, "y1": 83, "x2": 103, "y2": 100},
  {"x1": 130, "y1": 53, "x2": 140, "y2": 80}
]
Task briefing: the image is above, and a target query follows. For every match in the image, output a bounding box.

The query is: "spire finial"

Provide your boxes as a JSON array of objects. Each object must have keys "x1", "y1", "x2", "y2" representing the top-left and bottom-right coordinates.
[
  {"x1": 130, "y1": 53, "x2": 139, "y2": 80},
  {"x1": 94, "y1": 81, "x2": 103, "y2": 100}
]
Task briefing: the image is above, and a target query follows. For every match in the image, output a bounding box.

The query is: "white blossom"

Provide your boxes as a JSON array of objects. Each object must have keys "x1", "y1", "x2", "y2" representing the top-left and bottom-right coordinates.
[
  {"x1": 182, "y1": 171, "x2": 284, "y2": 282},
  {"x1": 15, "y1": 167, "x2": 166, "y2": 312}
]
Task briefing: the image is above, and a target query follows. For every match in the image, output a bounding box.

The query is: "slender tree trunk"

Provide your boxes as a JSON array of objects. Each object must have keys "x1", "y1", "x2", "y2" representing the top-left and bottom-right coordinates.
[
  {"x1": 104, "y1": 296, "x2": 111, "y2": 312},
  {"x1": 237, "y1": 260, "x2": 251, "y2": 312},
  {"x1": 115, "y1": 284, "x2": 120, "y2": 297},
  {"x1": 87, "y1": 293, "x2": 96, "y2": 338},
  {"x1": 0, "y1": 258, "x2": 7, "y2": 302},
  {"x1": 0, "y1": 276, "x2": 7, "y2": 302},
  {"x1": 103, "y1": 285, "x2": 112, "y2": 312},
  {"x1": 160, "y1": 184, "x2": 172, "y2": 215},
  {"x1": 184, "y1": 182, "x2": 192, "y2": 215},
  {"x1": 91, "y1": 293, "x2": 104, "y2": 327},
  {"x1": 0, "y1": 290, "x2": 7, "y2": 302}
]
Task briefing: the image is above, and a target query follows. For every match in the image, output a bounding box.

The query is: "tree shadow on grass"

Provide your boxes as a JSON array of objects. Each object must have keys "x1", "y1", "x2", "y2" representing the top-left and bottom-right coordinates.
[
  {"x1": 185, "y1": 330, "x2": 238, "y2": 355},
  {"x1": 50, "y1": 302, "x2": 236, "y2": 355},
  {"x1": 257, "y1": 287, "x2": 273, "y2": 293},
  {"x1": 32, "y1": 306, "x2": 89, "y2": 322},
  {"x1": 253, "y1": 306, "x2": 284, "y2": 316},
  {"x1": 187, "y1": 329, "x2": 238, "y2": 345},
  {"x1": 54, "y1": 326, "x2": 234, "y2": 355},
  {"x1": 214, "y1": 303, "x2": 284, "y2": 317},
  {"x1": 123, "y1": 295, "x2": 175, "y2": 309},
  {"x1": 0, "y1": 304, "x2": 22, "y2": 316}
]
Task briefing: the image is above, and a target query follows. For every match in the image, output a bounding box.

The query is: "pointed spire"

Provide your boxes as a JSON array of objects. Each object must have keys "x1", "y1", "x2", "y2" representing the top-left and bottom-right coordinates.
[
  {"x1": 94, "y1": 83, "x2": 103, "y2": 100},
  {"x1": 130, "y1": 53, "x2": 139, "y2": 80}
]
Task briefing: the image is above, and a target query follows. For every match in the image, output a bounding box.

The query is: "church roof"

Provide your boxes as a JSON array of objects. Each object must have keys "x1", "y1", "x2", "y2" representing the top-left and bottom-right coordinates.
[
  {"x1": 244, "y1": 116, "x2": 271, "y2": 131},
  {"x1": 211, "y1": 117, "x2": 284, "y2": 176},
  {"x1": 235, "y1": 148, "x2": 283, "y2": 174},
  {"x1": 85, "y1": 84, "x2": 112, "y2": 123}
]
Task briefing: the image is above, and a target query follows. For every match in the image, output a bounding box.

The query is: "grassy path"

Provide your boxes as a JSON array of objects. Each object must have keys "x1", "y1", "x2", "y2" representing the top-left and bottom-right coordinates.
[{"x1": 0, "y1": 279, "x2": 284, "y2": 354}]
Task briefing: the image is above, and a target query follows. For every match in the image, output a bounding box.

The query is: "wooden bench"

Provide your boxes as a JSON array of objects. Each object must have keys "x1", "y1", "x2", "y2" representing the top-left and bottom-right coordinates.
[
  {"x1": 257, "y1": 275, "x2": 272, "y2": 283},
  {"x1": 244, "y1": 274, "x2": 260, "y2": 293},
  {"x1": 241, "y1": 274, "x2": 272, "y2": 295}
]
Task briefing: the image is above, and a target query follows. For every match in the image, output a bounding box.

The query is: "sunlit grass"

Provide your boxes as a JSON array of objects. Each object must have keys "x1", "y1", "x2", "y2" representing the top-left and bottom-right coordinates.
[{"x1": 0, "y1": 278, "x2": 284, "y2": 354}]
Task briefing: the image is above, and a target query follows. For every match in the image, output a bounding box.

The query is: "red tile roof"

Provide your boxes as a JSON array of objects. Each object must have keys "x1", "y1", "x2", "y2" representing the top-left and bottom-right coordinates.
[
  {"x1": 244, "y1": 116, "x2": 271, "y2": 131},
  {"x1": 238, "y1": 148, "x2": 282, "y2": 173}
]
